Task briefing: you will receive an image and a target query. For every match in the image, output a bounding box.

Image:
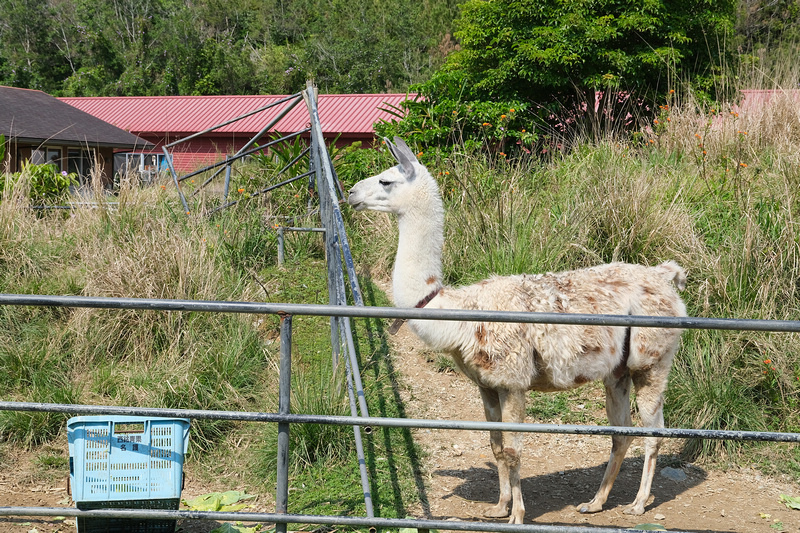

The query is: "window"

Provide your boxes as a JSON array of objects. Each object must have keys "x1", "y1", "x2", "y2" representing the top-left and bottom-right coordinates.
[
  {"x1": 122, "y1": 152, "x2": 171, "y2": 183},
  {"x1": 30, "y1": 147, "x2": 63, "y2": 170},
  {"x1": 68, "y1": 149, "x2": 96, "y2": 185}
]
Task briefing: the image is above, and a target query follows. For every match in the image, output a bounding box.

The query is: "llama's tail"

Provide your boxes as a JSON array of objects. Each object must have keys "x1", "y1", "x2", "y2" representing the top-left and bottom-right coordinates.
[{"x1": 655, "y1": 260, "x2": 687, "y2": 291}]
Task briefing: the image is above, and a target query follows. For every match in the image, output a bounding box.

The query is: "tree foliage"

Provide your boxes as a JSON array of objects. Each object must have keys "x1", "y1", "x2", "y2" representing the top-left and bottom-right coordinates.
[
  {"x1": 378, "y1": 0, "x2": 739, "y2": 157},
  {"x1": 737, "y1": 0, "x2": 800, "y2": 48},
  {"x1": 0, "y1": 0, "x2": 460, "y2": 96},
  {"x1": 445, "y1": 0, "x2": 736, "y2": 103}
]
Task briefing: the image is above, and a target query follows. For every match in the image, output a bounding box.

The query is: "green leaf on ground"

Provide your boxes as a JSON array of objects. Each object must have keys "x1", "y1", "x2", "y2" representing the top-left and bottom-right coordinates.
[
  {"x1": 399, "y1": 515, "x2": 438, "y2": 533},
  {"x1": 209, "y1": 523, "x2": 262, "y2": 533},
  {"x1": 182, "y1": 491, "x2": 257, "y2": 512},
  {"x1": 780, "y1": 494, "x2": 800, "y2": 510}
]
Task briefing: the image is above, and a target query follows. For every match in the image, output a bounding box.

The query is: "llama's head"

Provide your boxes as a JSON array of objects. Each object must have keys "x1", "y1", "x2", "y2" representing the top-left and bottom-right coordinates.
[{"x1": 347, "y1": 137, "x2": 440, "y2": 216}]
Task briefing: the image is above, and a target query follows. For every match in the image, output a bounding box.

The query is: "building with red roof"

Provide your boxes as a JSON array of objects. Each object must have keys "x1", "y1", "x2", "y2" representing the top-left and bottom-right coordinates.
[{"x1": 60, "y1": 93, "x2": 411, "y2": 174}]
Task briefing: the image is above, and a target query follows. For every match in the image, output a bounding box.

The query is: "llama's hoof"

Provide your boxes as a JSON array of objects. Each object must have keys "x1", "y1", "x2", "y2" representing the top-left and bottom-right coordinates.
[
  {"x1": 622, "y1": 504, "x2": 645, "y2": 516},
  {"x1": 483, "y1": 503, "x2": 510, "y2": 519},
  {"x1": 507, "y1": 514, "x2": 524, "y2": 524},
  {"x1": 576, "y1": 501, "x2": 603, "y2": 514}
]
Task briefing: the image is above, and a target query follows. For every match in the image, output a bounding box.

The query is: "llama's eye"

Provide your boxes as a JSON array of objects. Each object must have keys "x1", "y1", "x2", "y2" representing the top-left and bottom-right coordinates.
[{"x1": 379, "y1": 180, "x2": 392, "y2": 187}]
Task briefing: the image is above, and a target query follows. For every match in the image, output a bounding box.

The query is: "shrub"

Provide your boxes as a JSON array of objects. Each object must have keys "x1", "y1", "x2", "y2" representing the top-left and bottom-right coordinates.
[{"x1": 1, "y1": 162, "x2": 78, "y2": 202}]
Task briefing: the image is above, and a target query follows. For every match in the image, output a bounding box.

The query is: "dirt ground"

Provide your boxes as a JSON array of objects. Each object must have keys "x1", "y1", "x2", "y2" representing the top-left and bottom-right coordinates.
[{"x1": 2, "y1": 302, "x2": 799, "y2": 533}]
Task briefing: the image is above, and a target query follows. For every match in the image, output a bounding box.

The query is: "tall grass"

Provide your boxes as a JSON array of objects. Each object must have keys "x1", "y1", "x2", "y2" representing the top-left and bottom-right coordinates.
[
  {"x1": 0, "y1": 168, "x2": 423, "y2": 517},
  {"x1": 0, "y1": 173, "x2": 276, "y2": 449}
]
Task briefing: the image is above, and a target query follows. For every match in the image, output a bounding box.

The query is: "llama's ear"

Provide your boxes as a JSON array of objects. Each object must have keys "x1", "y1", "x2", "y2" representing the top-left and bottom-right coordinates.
[
  {"x1": 390, "y1": 136, "x2": 418, "y2": 180},
  {"x1": 392, "y1": 136, "x2": 419, "y2": 164},
  {"x1": 383, "y1": 137, "x2": 400, "y2": 162}
]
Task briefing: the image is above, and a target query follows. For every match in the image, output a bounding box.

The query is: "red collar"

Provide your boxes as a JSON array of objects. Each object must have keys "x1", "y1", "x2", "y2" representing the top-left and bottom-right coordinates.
[{"x1": 388, "y1": 288, "x2": 441, "y2": 335}]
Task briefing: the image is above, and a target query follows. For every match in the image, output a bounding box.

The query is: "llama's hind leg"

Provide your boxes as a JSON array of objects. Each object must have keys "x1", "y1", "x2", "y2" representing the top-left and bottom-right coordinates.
[
  {"x1": 479, "y1": 387, "x2": 512, "y2": 519},
  {"x1": 578, "y1": 374, "x2": 634, "y2": 514},
  {"x1": 623, "y1": 370, "x2": 667, "y2": 515}
]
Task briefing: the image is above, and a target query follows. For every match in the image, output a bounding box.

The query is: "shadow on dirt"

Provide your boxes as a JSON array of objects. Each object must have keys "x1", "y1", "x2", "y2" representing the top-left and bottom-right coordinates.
[{"x1": 435, "y1": 456, "x2": 709, "y2": 522}]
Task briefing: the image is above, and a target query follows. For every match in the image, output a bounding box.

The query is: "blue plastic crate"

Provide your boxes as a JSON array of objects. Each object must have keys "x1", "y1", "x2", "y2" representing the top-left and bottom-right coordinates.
[{"x1": 68, "y1": 416, "x2": 190, "y2": 503}]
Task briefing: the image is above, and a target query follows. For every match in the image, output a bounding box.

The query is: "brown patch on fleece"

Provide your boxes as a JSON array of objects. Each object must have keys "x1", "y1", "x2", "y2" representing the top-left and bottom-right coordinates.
[
  {"x1": 574, "y1": 375, "x2": 591, "y2": 386},
  {"x1": 474, "y1": 349, "x2": 493, "y2": 370},
  {"x1": 612, "y1": 327, "x2": 632, "y2": 380},
  {"x1": 475, "y1": 324, "x2": 488, "y2": 345}
]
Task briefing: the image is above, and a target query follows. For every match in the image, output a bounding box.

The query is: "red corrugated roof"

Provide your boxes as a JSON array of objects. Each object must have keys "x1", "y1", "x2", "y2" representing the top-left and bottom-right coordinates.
[{"x1": 59, "y1": 93, "x2": 412, "y2": 135}]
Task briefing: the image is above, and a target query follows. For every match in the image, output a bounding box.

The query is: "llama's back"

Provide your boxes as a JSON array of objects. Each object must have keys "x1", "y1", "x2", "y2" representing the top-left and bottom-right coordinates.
[
  {"x1": 417, "y1": 262, "x2": 687, "y2": 391},
  {"x1": 438, "y1": 261, "x2": 686, "y2": 317}
]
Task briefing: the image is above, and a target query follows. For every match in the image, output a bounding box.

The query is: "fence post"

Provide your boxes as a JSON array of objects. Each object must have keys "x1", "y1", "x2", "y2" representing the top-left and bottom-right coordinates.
[
  {"x1": 276, "y1": 314, "x2": 292, "y2": 533},
  {"x1": 277, "y1": 226, "x2": 285, "y2": 266}
]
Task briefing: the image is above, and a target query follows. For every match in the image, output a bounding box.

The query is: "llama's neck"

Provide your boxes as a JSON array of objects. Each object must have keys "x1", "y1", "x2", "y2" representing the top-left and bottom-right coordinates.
[{"x1": 392, "y1": 200, "x2": 445, "y2": 309}]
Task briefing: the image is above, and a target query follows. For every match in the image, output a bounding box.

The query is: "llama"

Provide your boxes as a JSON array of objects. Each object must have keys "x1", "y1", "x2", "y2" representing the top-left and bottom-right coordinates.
[{"x1": 347, "y1": 137, "x2": 687, "y2": 524}]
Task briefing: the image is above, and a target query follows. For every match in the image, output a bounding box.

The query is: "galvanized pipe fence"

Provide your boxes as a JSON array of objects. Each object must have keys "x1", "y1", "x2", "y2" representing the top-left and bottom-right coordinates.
[
  {"x1": 2, "y1": 297, "x2": 800, "y2": 533},
  {"x1": 2, "y1": 83, "x2": 799, "y2": 533}
]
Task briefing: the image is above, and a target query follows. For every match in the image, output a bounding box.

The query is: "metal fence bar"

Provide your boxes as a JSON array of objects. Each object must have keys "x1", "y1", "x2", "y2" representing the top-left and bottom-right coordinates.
[
  {"x1": 220, "y1": 95, "x2": 304, "y2": 202},
  {"x1": 162, "y1": 93, "x2": 303, "y2": 149},
  {"x1": 305, "y1": 84, "x2": 375, "y2": 518},
  {"x1": 208, "y1": 170, "x2": 316, "y2": 215},
  {"x1": 0, "y1": 507, "x2": 701, "y2": 533},
  {"x1": 30, "y1": 203, "x2": 119, "y2": 210},
  {"x1": 178, "y1": 128, "x2": 311, "y2": 183},
  {"x1": 276, "y1": 315, "x2": 292, "y2": 533},
  {"x1": 305, "y1": 82, "x2": 364, "y2": 307},
  {"x1": 1, "y1": 400, "x2": 797, "y2": 442},
  {"x1": 158, "y1": 95, "x2": 306, "y2": 214},
  {"x1": 162, "y1": 144, "x2": 191, "y2": 214},
  {"x1": 2, "y1": 293, "x2": 799, "y2": 332}
]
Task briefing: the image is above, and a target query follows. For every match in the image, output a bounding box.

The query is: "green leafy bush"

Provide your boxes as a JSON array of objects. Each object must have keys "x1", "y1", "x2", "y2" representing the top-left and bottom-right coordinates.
[
  {"x1": 1, "y1": 162, "x2": 78, "y2": 202},
  {"x1": 445, "y1": 0, "x2": 735, "y2": 105},
  {"x1": 374, "y1": 73, "x2": 537, "y2": 161},
  {"x1": 379, "y1": 0, "x2": 737, "y2": 154}
]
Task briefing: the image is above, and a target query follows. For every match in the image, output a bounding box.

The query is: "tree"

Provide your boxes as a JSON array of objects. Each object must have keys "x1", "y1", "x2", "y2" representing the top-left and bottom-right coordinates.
[
  {"x1": 448, "y1": 0, "x2": 736, "y2": 102},
  {"x1": 0, "y1": 0, "x2": 70, "y2": 92},
  {"x1": 0, "y1": 0, "x2": 462, "y2": 96},
  {"x1": 737, "y1": 0, "x2": 800, "y2": 48},
  {"x1": 380, "y1": 0, "x2": 737, "y2": 153}
]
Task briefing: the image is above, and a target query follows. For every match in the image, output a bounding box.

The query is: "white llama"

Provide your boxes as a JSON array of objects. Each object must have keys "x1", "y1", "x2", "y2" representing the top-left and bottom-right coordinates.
[{"x1": 347, "y1": 137, "x2": 687, "y2": 524}]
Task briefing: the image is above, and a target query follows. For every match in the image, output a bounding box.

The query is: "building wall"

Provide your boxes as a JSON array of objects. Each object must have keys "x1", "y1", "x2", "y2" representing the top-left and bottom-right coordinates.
[{"x1": 4, "y1": 141, "x2": 114, "y2": 186}]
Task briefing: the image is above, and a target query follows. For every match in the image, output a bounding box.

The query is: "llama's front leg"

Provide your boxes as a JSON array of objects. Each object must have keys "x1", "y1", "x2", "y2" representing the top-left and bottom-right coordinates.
[
  {"x1": 624, "y1": 372, "x2": 667, "y2": 515},
  {"x1": 499, "y1": 389, "x2": 527, "y2": 524},
  {"x1": 479, "y1": 387, "x2": 512, "y2": 519},
  {"x1": 578, "y1": 374, "x2": 633, "y2": 514}
]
